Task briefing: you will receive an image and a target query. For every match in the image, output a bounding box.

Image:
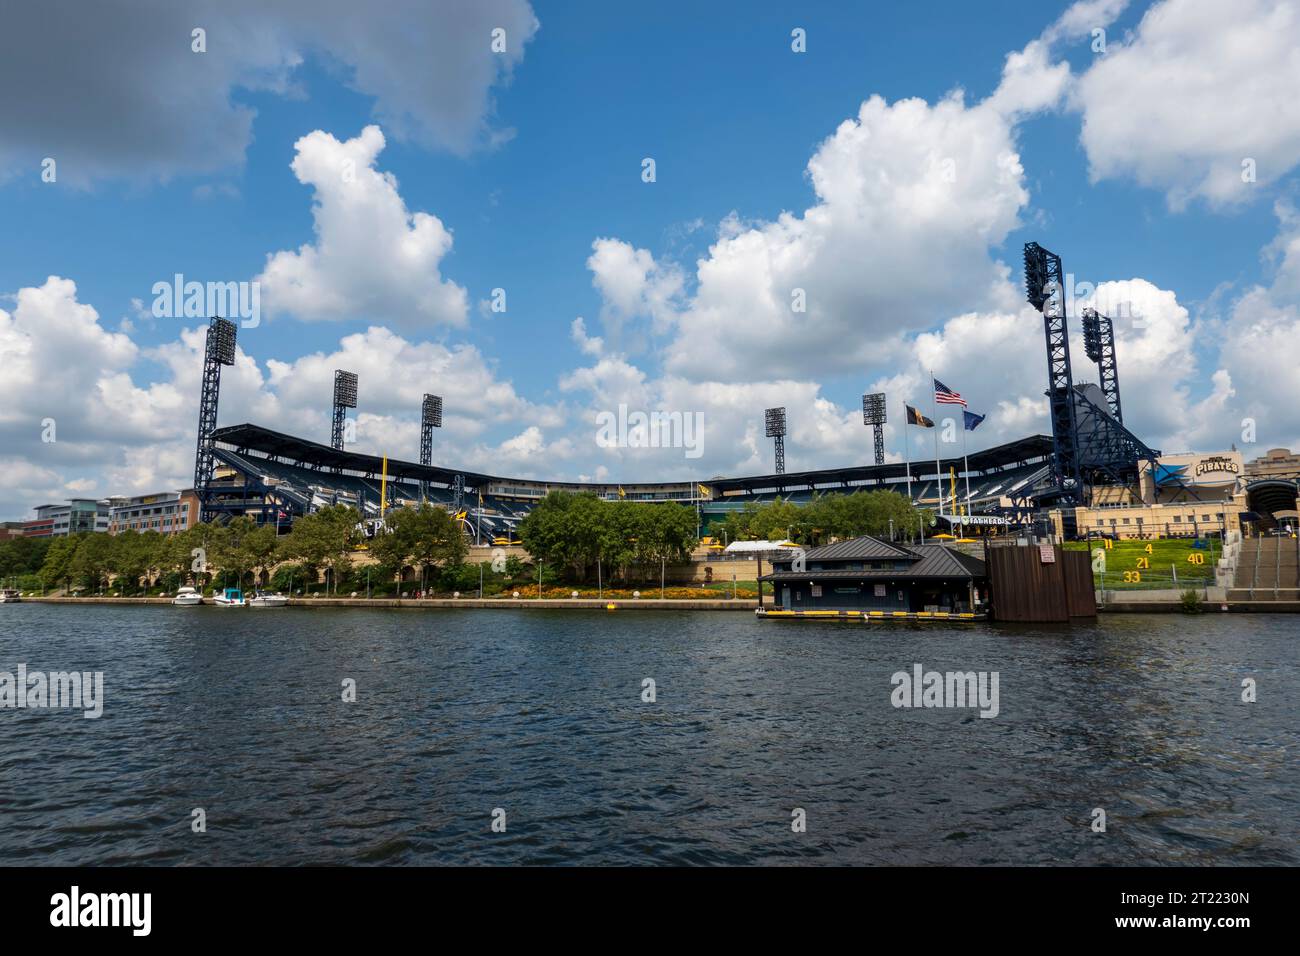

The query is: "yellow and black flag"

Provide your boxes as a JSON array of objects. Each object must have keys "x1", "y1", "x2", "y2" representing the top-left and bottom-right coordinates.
[{"x1": 905, "y1": 404, "x2": 935, "y2": 427}]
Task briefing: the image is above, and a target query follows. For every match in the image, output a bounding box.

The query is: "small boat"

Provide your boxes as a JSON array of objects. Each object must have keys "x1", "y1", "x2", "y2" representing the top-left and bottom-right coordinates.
[
  {"x1": 249, "y1": 591, "x2": 288, "y2": 608},
  {"x1": 171, "y1": 586, "x2": 203, "y2": 606},
  {"x1": 212, "y1": 587, "x2": 247, "y2": 607},
  {"x1": 0, "y1": 589, "x2": 21, "y2": 604}
]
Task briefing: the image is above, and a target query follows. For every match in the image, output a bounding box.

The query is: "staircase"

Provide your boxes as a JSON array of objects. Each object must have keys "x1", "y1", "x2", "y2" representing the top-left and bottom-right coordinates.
[{"x1": 1229, "y1": 535, "x2": 1300, "y2": 601}]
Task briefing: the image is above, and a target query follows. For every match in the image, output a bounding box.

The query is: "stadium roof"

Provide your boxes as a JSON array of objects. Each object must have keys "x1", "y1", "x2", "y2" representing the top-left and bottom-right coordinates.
[
  {"x1": 706, "y1": 435, "x2": 1054, "y2": 495},
  {"x1": 210, "y1": 423, "x2": 495, "y2": 487},
  {"x1": 211, "y1": 422, "x2": 1053, "y2": 495}
]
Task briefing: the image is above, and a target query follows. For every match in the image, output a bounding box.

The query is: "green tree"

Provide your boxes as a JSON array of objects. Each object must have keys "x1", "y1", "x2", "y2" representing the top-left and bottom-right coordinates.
[
  {"x1": 108, "y1": 530, "x2": 152, "y2": 594},
  {"x1": 38, "y1": 535, "x2": 78, "y2": 592},
  {"x1": 243, "y1": 523, "x2": 280, "y2": 588},
  {"x1": 282, "y1": 505, "x2": 361, "y2": 594},
  {"x1": 68, "y1": 533, "x2": 113, "y2": 592},
  {"x1": 407, "y1": 504, "x2": 468, "y2": 590},
  {"x1": 366, "y1": 505, "x2": 418, "y2": 592}
]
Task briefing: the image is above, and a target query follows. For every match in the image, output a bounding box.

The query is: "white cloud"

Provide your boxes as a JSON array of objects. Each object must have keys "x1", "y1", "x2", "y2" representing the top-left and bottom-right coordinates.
[
  {"x1": 257, "y1": 126, "x2": 470, "y2": 328},
  {"x1": 1193, "y1": 206, "x2": 1300, "y2": 450},
  {"x1": 1073, "y1": 0, "x2": 1300, "y2": 208},
  {"x1": 656, "y1": 84, "x2": 1033, "y2": 381},
  {"x1": 0, "y1": 0, "x2": 539, "y2": 186},
  {"x1": 585, "y1": 238, "x2": 684, "y2": 347},
  {"x1": 0, "y1": 278, "x2": 557, "y2": 519}
]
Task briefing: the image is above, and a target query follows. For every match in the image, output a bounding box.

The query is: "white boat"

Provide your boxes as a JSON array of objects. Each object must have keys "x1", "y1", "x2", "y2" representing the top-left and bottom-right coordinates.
[
  {"x1": 0, "y1": 589, "x2": 21, "y2": 604},
  {"x1": 249, "y1": 591, "x2": 288, "y2": 608},
  {"x1": 171, "y1": 586, "x2": 203, "y2": 606},
  {"x1": 212, "y1": 587, "x2": 247, "y2": 607}
]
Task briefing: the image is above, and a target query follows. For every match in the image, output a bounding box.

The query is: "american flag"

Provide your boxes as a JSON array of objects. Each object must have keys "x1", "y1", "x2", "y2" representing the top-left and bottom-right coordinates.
[{"x1": 933, "y1": 378, "x2": 967, "y2": 407}]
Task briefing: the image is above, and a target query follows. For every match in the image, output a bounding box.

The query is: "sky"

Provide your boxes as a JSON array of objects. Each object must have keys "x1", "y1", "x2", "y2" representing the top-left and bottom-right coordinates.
[{"x1": 3, "y1": 0, "x2": 1300, "y2": 520}]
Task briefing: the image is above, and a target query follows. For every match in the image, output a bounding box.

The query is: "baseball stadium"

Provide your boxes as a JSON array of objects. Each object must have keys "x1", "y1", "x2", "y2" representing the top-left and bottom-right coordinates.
[{"x1": 193, "y1": 243, "x2": 1300, "y2": 554}]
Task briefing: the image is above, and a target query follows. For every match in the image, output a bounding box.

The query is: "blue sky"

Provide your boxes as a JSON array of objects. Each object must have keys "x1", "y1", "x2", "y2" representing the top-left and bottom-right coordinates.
[{"x1": 2, "y1": 0, "x2": 1299, "y2": 519}]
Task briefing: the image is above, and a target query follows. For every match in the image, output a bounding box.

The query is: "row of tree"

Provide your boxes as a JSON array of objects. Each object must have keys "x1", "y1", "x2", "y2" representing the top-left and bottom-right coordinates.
[
  {"x1": 709, "y1": 489, "x2": 930, "y2": 547},
  {"x1": 0, "y1": 535, "x2": 51, "y2": 585},
  {"x1": 23, "y1": 503, "x2": 468, "y2": 595},
  {"x1": 518, "y1": 492, "x2": 698, "y2": 583},
  {"x1": 6, "y1": 488, "x2": 930, "y2": 595}
]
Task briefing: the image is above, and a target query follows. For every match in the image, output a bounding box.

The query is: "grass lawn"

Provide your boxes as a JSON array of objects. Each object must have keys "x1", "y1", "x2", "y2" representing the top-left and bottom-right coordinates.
[
  {"x1": 702, "y1": 580, "x2": 759, "y2": 597},
  {"x1": 1063, "y1": 537, "x2": 1218, "y2": 590}
]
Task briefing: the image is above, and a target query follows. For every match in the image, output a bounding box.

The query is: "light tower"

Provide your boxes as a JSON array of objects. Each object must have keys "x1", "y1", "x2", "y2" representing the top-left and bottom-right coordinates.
[
  {"x1": 765, "y1": 406, "x2": 787, "y2": 475},
  {"x1": 1023, "y1": 242, "x2": 1082, "y2": 504},
  {"x1": 194, "y1": 317, "x2": 237, "y2": 522},
  {"x1": 862, "y1": 392, "x2": 886, "y2": 466},
  {"x1": 420, "y1": 394, "x2": 442, "y2": 466},
  {"x1": 419, "y1": 394, "x2": 442, "y2": 503},
  {"x1": 331, "y1": 370, "x2": 358, "y2": 452},
  {"x1": 1081, "y1": 307, "x2": 1123, "y2": 423}
]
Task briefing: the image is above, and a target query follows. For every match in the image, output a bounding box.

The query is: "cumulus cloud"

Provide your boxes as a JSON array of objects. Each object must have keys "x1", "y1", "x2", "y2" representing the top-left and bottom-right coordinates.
[
  {"x1": 1187, "y1": 203, "x2": 1300, "y2": 451},
  {"x1": 0, "y1": 0, "x2": 539, "y2": 186},
  {"x1": 0, "y1": 278, "x2": 557, "y2": 518},
  {"x1": 583, "y1": 6, "x2": 1128, "y2": 384},
  {"x1": 257, "y1": 126, "x2": 470, "y2": 328},
  {"x1": 656, "y1": 85, "x2": 1032, "y2": 381},
  {"x1": 1073, "y1": 0, "x2": 1300, "y2": 208},
  {"x1": 585, "y1": 238, "x2": 684, "y2": 347}
]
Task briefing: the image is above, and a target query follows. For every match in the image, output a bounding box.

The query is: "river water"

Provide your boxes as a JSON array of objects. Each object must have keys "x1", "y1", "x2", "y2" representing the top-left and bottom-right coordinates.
[{"x1": 0, "y1": 604, "x2": 1294, "y2": 866}]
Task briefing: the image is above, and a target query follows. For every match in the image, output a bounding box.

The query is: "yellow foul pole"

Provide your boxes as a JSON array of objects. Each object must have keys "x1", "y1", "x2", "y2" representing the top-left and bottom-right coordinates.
[{"x1": 380, "y1": 455, "x2": 388, "y2": 516}]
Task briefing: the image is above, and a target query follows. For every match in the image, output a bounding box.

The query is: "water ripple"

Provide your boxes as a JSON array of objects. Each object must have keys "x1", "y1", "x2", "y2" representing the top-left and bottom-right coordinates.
[{"x1": 0, "y1": 605, "x2": 1295, "y2": 865}]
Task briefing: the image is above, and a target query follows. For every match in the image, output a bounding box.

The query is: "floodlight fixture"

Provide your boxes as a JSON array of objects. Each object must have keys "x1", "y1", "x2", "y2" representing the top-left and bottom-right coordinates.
[
  {"x1": 422, "y1": 394, "x2": 443, "y2": 429},
  {"x1": 333, "y1": 370, "x2": 359, "y2": 409}
]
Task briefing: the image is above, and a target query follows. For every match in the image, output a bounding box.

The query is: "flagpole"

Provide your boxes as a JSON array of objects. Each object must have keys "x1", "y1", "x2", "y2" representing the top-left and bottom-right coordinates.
[
  {"x1": 962, "y1": 421, "x2": 972, "y2": 531},
  {"x1": 904, "y1": 409, "x2": 913, "y2": 502},
  {"x1": 930, "y1": 370, "x2": 942, "y2": 521}
]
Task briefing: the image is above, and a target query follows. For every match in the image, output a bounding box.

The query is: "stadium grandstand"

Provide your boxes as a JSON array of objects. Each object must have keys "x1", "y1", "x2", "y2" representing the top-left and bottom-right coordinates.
[
  {"x1": 188, "y1": 239, "x2": 1291, "y2": 543},
  {"x1": 205, "y1": 423, "x2": 1059, "y2": 541}
]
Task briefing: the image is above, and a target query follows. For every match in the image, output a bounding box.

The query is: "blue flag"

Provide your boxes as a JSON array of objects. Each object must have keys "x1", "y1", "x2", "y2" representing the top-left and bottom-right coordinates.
[{"x1": 963, "y1": 410, "x2": 985, "y2": 431}]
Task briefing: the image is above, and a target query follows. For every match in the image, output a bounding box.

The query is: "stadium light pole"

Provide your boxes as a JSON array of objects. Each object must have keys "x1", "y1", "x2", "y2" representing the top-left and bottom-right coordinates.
[
  {"x1": 194, "y1": 317, "x2": 237, "y2": 523},
  {"x1": 331, "y1": 370, "x2": 358, "y2": 452},
  {"x1": 420, "y1": 394, "x2": 442, "y2": 465},
  {"x1": 420, "y1": 394, "x2": 442, "y2": 501},
  {"x1": 765, "y1": 406, "x2": 787, "y2": 475},
  {"x1": 862, "y1": 392, "x2": 886, "y2": 466}
]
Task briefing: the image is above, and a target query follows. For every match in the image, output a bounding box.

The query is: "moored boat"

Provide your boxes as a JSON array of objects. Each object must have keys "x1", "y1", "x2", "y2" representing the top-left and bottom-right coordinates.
[
  {"x1": 249, "y1": 590, "x2": 288, "y2": 608},
  {"x1": 212, "y1": 587, "x2": 247, "y2": 607},
  {"x1": 171, "y1": 586, "x2": 203, "y2": 606},
  {"x1": 0, "y1": 589, "x2": 21, "y2": 604}
]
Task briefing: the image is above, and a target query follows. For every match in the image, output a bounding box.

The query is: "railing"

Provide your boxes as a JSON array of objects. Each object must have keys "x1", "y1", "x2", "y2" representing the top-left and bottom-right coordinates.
[
  {"x1": 1275, "y1": 532, "x2": 1283, "y2": 599},
  {"x1": 1096, "y1": 567, "x2": 1214, "y2": 592},
  {"x1": 1250, "y1": 538, "x2": 1262, "y2": 599}
]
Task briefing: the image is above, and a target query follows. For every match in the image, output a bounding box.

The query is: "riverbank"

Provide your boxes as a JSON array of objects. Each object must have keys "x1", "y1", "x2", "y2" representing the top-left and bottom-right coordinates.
[
  {"x1": 19, "y1": 595, "x2": 760, "y2": 611},
  {"x1": 13, "y1": 595, "x2": 1300, "y2": 612}
]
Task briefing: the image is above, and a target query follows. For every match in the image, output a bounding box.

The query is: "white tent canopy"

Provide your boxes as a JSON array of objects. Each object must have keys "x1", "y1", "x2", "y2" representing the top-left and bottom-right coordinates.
[{"x1": 724, "y1": 540, "x2": 798, "y2": 553}]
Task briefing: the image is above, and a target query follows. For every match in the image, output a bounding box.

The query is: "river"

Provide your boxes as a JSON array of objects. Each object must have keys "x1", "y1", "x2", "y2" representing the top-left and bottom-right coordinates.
[{"x1": 0, "y1": 604, "x2": 1294, "y2": 865}]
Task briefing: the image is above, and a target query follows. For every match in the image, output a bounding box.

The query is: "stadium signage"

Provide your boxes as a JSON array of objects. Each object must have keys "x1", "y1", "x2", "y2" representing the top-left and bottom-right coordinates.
[
  {"x1": 939, "y1": 515, "x2": 1009, "y2": 526},
  {"x1": 1194, "y1": 455, "x2": 1239, "y2": 478}
]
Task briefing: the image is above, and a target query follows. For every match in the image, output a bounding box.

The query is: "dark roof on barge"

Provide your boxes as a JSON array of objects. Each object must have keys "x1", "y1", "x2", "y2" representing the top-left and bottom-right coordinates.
[{"x1": 759, "y1": 537, "x2": 986, "y2": 581}]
